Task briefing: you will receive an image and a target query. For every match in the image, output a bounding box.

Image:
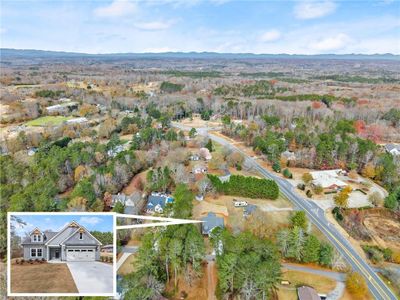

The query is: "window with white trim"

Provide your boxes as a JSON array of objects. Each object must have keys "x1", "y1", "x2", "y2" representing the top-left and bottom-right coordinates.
[
  {"x1": 37, "y1": 249, "x2": 42, "y2": 257},
  {"x1": 79, "y1": 232, "x2": 83, "y2": 240},
  {"x1": 33, "y1": 235, "x2": 37, "y2": 242},
  {"x1": 31, "y1": 249, "x2": 36, "y2": 257},
  {"x1": 37, "y1": 235, "x2": 41, "y2": 242}
]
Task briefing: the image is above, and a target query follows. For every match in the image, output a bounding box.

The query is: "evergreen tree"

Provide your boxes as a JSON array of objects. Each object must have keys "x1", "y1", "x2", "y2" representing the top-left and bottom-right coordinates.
[{"x1": 303, "y1": 235, "x2": 321, "y2": 263}]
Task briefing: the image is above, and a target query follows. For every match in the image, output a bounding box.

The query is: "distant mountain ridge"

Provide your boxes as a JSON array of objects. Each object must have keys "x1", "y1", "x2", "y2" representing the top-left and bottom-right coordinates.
[{"x1": 1, "y1": 48, "x2": 399, "y2": 60}]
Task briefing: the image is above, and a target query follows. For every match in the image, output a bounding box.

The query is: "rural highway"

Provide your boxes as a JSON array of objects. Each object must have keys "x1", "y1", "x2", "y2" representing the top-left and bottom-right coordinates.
[{"x1": 173, "y1": 123, "x2": 397, "y2": 300}]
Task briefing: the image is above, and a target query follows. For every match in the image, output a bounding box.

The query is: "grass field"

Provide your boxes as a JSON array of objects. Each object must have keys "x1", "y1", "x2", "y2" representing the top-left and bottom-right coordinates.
[
  {"x1": 25, "y1": 116, "x2": 71, "y2": 126},
  {"x1": 277, "y1": 269, "x2": 337, "y2": 300}
]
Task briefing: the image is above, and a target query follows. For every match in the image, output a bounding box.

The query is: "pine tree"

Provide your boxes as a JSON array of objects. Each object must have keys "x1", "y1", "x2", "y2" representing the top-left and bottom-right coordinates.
[{"x1": 303, "y1": 235, "x2": 321, "y2": 263}]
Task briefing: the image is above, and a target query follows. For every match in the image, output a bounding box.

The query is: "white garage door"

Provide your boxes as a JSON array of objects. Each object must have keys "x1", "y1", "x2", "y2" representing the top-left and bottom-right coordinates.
[{"x1": 66, "y1": 249, "x2": 95, "y2": 261}]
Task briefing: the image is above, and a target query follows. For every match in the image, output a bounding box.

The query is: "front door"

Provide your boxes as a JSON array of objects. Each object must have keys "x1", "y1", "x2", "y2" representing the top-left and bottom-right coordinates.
[{"x1": 55, "y1": 250, "x2": 60, "y2": 259}]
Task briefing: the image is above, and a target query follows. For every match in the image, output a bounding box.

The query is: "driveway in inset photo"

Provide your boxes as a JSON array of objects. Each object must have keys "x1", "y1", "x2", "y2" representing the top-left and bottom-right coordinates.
[{"x1": 67, "y1": 261, "x2": 113, "y2": 293}]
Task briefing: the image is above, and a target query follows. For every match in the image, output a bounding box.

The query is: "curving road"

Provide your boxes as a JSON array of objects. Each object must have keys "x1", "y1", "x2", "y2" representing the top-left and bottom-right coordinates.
[{"x1": 173, "y1": 123, "x2": 397, "y2": 300}]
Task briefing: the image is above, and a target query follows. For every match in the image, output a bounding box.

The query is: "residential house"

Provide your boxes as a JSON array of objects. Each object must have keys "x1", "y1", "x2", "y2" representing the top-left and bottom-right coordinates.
[
  {"x1": 385, "y1": 144, "x2": 400, "y2": 156},
  {"x1": 21, "y1": 221, "x2": 102, "y2": 262},
  {"x1": 146, "y1": 192, "x2": 174, "y2": 214},
  {"x1": 101, "y1": 244, "x2": 113, "y2": 253},
  {"x1": 107, "y1": 145, "x2": 124, "y2": 158},
  {"x1": 199, "y1": 147, "x2": 212, "y2": 160},
  {"x1": 111, "y1": 192, "x2": 144, "y2": 215},
  {"x1": 45, "y1": 101, "x2": 78, "y2": 115},
  {"x1": 189, "y1": 154, "x2": 200, "y2": 161},
  {"x1": 107, "y1": 142, "x2": 131, "y2": 158},
  {"x1": 281, "y1": 150, "x2": 296, "y2": 161},
  {"x1": 310, "y1": 169, "x2": 347, "y2": 190},
  {"x1": 192, "y1": 164, "x2": 207, "y2": 174},
  {"x1": 66, "y1": 117, "x2": 88, "y2": 125},
  {"x1": 195, "y1": 194, "x2": 204, "y2": 201},
  {"x1": 243, "y1": 204, "x2": 257, "y2": 217},
  {"x1": 27, "y1": 147, "x2": 38, "y2": 156},
  {"x1": 218, "y1": 169, "x2": 231, "y2": 183},
  {"x1": 201, "y1": 212, "x2": 224, "y2": 235},
  {"x1": 297, "y1": 286, "x2": 320, "y2": 300}
]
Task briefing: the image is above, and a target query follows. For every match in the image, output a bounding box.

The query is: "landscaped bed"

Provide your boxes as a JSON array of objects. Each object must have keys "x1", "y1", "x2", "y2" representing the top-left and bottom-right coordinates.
[{"x1": 11, "y1": 261, "x2": 78, "y2": 293}]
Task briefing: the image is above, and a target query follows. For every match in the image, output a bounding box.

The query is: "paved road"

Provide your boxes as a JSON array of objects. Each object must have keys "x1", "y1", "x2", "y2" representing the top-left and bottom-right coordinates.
[
  {"x1": 173, "y1": 123, "x2": 397, "y2": 300},
  {"x1": 117, "y1": 246, "x2": 138, "y2": 271},
  {"x1": 282, "y1": 263, "x2": 346, "y2": 282},
  {"x1": 67, "y1": 261, "x2": 113, "y2": 293}
]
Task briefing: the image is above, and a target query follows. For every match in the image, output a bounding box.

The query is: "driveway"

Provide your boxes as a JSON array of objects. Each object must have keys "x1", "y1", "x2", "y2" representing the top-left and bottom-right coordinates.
[
  {"x1": 67, "y1": 261, "x2": 113, "y2": 293},
  {"x1": 117, "y1": 246, "x2": 138, "y2": 271}
]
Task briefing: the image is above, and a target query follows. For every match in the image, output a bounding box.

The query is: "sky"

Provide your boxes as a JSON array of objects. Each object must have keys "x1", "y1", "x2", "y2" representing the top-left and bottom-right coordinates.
[
  {"x1": 1, "y1": 0, "x2": 399, "y2": 54},
  {"x1": 11, "y1": 214, "x2": 114, "y2": 237}
]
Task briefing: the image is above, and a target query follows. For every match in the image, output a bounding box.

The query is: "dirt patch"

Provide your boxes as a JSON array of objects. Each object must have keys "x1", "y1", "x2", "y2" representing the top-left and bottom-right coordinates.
[
  {"x1": 193, "y1": 198, "x2": 229, "y2": 219},
  {"x1": 179, "y1": 117, "x2": 222, "y2": 128},
  {"x1": 11, "y1": 262, "x2": 78, "y2": 293},
  {"x1": 117, "y1": 254, "x2": 136, "y2": 276},
  {"x1": 165, "y1": 263, "x2": 212, "y2": 300},
  {"x1": 122, "y1": 170, "x2": 147, "y2": 195},
  {"x1": 363, "y1": 216, "x2": 400, "y2": 250}
]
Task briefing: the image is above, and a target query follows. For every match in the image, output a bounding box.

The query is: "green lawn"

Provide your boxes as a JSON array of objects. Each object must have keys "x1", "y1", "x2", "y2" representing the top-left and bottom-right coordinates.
[{"x1": 25, "y1": 116, "x2": 71, "y2": 126}]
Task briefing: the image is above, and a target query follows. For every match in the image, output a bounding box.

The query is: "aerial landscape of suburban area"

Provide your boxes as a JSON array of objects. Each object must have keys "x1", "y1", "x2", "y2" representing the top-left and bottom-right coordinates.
[{"x1": 0, "y1": 0, "x2": 399, "y2": 300}]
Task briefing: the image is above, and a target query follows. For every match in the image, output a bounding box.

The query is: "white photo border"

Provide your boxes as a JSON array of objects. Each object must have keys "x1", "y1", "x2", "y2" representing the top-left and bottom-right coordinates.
[{"x1": 7, "y1": 211, "x2": 117, "y2": 297}]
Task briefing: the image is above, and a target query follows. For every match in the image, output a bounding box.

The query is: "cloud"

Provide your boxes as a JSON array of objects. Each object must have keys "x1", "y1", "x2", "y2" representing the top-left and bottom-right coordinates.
[
  {"x1": 260, "y1": 30, "x2": 281, "y2": 42},
  {"x1": 311, "y1": 33, "x2": 351, "y2": 51},
  {"x1": 134, "y1": 20, "x2": 176, "y2": 31},
  {"x1": 79, "y1": 217, "x2": 103, "y2": 226},
  {"x1": 294, "y1": 1, "x2": 337, "y2": 20},
  {"x1": 94, "y1": 0, "x2": 137, "y2": 18}
]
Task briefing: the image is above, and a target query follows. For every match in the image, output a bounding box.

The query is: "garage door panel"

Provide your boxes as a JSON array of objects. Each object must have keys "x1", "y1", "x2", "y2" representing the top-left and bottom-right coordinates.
[{"x1": 66, "y1": 248, "x2": 95, "y2": 261}]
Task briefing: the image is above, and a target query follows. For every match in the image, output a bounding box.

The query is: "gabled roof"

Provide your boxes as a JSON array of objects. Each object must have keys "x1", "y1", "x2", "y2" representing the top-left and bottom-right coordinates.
[
  {"x1": 60, "y1": 225, "x2": 102, "y2": 246},
  {"x1": 21, "y1": 231, "x2": 57, "y2": 245},
  {"x1": 29, "y1": 227, "x2": 43, "y2": 236},
  {"x1": 45, "y1": 221, "x2": 81, "y2": 245},
  {"x1": 298, "y1": 286, "x2": 320, "y2": 300},
  {"x1": 201, "y1": 212, "x2": 224, "y2": 234}
]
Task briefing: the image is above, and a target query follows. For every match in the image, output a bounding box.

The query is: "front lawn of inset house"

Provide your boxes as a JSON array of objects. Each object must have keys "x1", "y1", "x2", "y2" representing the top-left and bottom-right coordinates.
[{"x1": 11, "y1": 261, "x2": 78, "y2": 293}]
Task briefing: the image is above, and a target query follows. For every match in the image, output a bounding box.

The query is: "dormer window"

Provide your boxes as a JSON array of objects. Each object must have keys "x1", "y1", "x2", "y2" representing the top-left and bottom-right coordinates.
[
  {"x1": 33, "y1": 235, "x2": 37, "y2": 242},
  {"x1": 79, "y1": 232, "x2": 83, "y2": 240},
  {"x1": 37, "y1": 235, "x2": 41, "y2": 242},
  {"x1": 33, "y1": 234, "x2": 41, "y2": 242}
]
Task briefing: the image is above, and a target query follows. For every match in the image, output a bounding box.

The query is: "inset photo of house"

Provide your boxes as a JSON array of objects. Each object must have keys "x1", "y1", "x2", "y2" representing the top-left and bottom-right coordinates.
[{"x1": 8, "y1": 212, "x2": 116, "y2": 296}]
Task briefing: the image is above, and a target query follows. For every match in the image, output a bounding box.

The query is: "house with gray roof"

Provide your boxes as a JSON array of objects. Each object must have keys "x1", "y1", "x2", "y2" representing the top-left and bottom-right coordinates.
[
  {"x1": 146, "y1": 192, "x2": 174, "y2": 214},
  {"x1": 201, "y1": 212, "x2": 224, "y2": 235},
  {"x1": 243, "y1": 204, "x2": 257, "y2": 217},
  {"x1": 21, "y1": 221, "x2": 102, "y2": 262},
  {"x1": 111, "y1": 192, "x2": 144, "y2": 215},
  {"x1": 385, "y1": 143, "x2": 400, "y2": 156}
]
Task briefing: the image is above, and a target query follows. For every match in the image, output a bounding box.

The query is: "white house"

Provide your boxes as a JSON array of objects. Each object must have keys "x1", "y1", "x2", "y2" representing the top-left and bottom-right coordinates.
[
  {"x1": 66, "y1": 117, "x2": 88, "y2": 125},
  {"x1": 310, "y1": 169, "x2": 348, "y2": 190}
]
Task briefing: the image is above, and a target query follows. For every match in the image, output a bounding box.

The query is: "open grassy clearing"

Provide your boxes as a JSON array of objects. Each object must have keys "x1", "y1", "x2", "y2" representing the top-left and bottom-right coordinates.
[
  {"x1": 11, "y1": 262, "x2": 78, "y2": 293},
  {"x1": 281, "y1": 268, "x2": 337, "y2": 292},
  {"x1": 25, "y1": 115, "x2": 72, "y2": 126}
]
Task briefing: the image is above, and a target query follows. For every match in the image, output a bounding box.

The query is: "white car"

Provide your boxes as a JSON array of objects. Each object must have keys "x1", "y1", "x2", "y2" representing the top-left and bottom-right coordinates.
[{"x1": 233, "y1": 201, "x2": 248, "y2": 207}]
